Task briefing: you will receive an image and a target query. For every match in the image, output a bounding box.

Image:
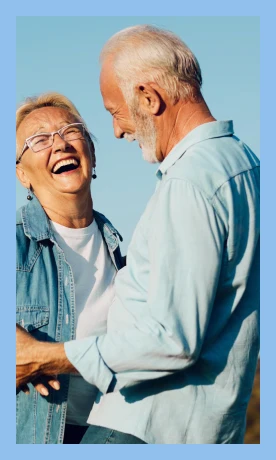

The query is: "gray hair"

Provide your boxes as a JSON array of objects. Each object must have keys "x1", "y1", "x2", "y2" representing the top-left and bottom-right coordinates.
[
  {"x1": 100, "y1": 25, "x2": 202, "y2": 105},
  {"x1": 16, "y1": 92, "x2": 95, "y2": 161}
]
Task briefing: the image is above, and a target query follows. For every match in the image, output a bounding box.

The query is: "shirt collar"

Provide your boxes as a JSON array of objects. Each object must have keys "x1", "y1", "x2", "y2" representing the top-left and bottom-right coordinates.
[{"x1": 156, "y1": 120, "x2": 234, "y2": 179}]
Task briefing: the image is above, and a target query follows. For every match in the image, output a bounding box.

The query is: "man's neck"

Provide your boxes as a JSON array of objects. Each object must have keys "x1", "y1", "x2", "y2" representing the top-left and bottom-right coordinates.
[
  {"x1": 36, "y1": 190, "x2": 93, "y2": 229},
  {"x1": 162, "y1": 97, "x2": 216, "y2": 159}
]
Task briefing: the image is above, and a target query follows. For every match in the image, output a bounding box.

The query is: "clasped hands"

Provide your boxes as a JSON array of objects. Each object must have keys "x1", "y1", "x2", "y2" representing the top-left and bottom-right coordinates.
[{"x1": 16, "y1": 324, "x2": 60, "y2": 396}]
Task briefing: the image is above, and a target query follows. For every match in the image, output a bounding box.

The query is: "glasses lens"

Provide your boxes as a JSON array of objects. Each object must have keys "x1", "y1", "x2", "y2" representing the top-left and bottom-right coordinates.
[
  {"x1": 62, "y1": 124, "x2": 84, "y2": 142},
  {"x1": 30, "y1": 134, "x2": 52, "y2": 153}
]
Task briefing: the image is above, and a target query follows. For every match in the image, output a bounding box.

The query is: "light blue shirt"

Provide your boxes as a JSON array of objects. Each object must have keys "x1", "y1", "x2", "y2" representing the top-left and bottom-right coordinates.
[{"x1": 65, "y1": 121, "x2": 260, "y2": 444}]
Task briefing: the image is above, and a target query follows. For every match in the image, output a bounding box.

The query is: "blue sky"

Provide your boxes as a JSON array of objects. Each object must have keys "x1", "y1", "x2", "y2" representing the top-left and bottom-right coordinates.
[{"x1": 16, "y1": 16, "x2": 259, "y2": 253}]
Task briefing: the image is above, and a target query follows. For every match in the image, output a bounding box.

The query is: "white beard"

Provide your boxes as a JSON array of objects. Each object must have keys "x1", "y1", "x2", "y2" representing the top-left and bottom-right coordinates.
[
  {"x1": 128, "y1": 104, "x2": 159, "y2": 164},
  {"x1": 141, "y1": 144, "x2": 158, "y2": 164}
]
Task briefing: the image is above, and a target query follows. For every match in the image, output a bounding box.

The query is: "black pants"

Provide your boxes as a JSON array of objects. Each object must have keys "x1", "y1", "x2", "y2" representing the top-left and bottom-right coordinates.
[
  {"x1": 81, "y1": 425, "x2": 147, "y2": 444},
  {"x1": 63, "y1": 424, "x2": 88, "y2": 444}
]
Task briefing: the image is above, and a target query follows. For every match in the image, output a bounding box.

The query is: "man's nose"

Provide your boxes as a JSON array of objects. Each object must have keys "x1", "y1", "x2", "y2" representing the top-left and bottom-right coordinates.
[{"x1": 113, "y1": 118, "x2": 124, "y2": 139}]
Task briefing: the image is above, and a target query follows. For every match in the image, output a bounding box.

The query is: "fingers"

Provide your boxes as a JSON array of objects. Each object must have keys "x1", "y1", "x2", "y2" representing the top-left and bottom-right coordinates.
[
  {"x1": 47, "y1": 378, "x2": 60, "y2": 391},
  {"x1": 16, "y1": 376, "x2": 61, "y2": 396},
  {"x1": 32, "y1": 376, "x2": 60, "y2": 396},
  {"x1": 16, "y1": 384, "x2": 30, "y2": 395},
  {"x1": 33, "y1": 381, "x2": 50, "y2": 396},
  {"x1": 21, "y1": 384, "x2": 30, "y2": 394}
]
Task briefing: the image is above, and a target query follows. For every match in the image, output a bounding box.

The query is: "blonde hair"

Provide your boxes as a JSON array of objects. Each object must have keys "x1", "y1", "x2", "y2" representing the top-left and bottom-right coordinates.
[
  {"x1": 16, "y1": 92, "x2": 94, "y2": 161},
  {"x1": 100, "y1": 24, "x2": 202, "y2": 105}
]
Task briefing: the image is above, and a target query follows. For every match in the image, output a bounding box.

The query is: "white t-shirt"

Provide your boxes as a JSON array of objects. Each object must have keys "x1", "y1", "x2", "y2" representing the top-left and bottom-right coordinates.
[{"x1": 50, "y1": 219, "x2": 117, "y2": 426}]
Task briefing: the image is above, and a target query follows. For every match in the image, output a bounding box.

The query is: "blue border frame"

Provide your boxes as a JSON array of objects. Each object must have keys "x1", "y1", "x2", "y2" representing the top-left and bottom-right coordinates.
[{"x1": 4, "y1": 1, "x2": 269, "y2": 457}]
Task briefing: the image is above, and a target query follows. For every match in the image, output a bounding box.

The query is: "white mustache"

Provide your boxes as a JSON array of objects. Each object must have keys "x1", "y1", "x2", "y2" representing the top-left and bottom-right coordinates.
[{"x1": 124, "y1": 133, "x2": 136, "y2": 142}]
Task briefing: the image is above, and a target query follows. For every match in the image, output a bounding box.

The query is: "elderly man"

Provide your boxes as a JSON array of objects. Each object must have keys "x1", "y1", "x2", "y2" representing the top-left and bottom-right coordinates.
[{"x1": 16, "y1": 25, "x2": 260, "y2": 444}]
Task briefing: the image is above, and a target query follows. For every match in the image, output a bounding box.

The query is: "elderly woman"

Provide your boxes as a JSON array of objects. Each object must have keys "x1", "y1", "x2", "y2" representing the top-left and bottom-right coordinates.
[{"x1": 16, "y1": 92, "x2": 124, "y2": 444}]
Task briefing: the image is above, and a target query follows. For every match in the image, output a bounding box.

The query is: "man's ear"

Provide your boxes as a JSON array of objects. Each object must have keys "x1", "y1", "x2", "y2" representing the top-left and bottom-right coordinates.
[
  {"x1": 135, "y1": 83, "x2": 162, "y2": 115},
  {"x1": 16, "y1": 165, "x2": 31, "y2": 189}
]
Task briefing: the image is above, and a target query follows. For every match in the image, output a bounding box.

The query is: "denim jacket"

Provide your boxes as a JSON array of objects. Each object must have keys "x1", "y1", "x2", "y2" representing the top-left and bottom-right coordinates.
[{"x1": 16, "y1": 196, "x2": 124, "y2": 444}]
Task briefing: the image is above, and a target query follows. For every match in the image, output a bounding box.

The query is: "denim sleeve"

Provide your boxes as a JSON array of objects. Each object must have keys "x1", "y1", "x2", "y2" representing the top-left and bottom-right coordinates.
[{"x1": 65, "y1": 179, "x2": 226, "y2": 391}]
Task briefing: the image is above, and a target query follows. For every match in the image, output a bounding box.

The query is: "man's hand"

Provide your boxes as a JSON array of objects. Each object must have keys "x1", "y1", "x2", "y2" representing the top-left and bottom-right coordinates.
[
  {"x1": 16, "y1": 324, "x2": 43, "y2": 389},
  {"x1": 16, "y1": 324, "x2": 76, "y2": 393},
  {"x1": 17, "y1": 377, "x2": 60, "y2": 396},
  {"x1": 16, "y1": 324, "x2": 60, "y2": 395}
]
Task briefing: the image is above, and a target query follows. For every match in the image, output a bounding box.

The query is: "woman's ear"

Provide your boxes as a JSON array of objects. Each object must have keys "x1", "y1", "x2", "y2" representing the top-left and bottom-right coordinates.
[
  {"x1": 91, "y1": 148, "x2": 96, "y2": 169},
  {"x1": 91, "y1": 142, "x2": 96, "y2": 168},
  {"x1": 16, "y1": 164, "x2": 31, "y2": 189},
  {"x1": 87, "y1": 135, "x2": 96, "y2": 168}
]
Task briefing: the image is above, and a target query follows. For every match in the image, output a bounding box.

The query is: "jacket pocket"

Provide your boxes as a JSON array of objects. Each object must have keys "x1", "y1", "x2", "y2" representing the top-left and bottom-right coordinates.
[{"x1": 16, "y1": 306, "x2": 49, "y2": 332}]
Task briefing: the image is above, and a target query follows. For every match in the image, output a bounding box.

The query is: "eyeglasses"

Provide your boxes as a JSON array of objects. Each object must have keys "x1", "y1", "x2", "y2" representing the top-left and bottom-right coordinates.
[{"x1": 17, "y1": 123, "x2": 86, "y2": 163}]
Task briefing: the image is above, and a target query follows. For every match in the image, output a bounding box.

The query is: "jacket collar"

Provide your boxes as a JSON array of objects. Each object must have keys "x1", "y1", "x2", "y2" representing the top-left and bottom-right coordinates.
[{"x1": 19, "y1": 195, "x2": 122, "y2": 250}]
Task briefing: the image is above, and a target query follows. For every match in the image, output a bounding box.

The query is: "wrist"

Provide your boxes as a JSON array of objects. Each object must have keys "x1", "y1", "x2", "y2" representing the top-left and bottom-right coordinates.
[{"x1": 36, "y1": 342, "x2": 75, "y2": 376}]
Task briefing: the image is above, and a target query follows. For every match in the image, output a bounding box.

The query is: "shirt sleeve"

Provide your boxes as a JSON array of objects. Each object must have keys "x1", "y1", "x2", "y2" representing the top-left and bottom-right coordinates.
[{"x1": 65, "y1": 178, "x2": 226, "y2": 393}]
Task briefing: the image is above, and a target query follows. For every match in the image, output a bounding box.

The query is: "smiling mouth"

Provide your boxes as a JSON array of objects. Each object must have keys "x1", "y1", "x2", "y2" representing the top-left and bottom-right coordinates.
[{"x1": 52, "y1": 158, "x2": 80, "y2": 174}]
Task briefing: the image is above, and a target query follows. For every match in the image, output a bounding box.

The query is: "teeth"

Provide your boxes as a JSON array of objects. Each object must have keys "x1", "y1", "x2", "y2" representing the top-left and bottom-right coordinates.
[{"x1": 53, "y1": 158, "x2": 78, "y2": 173}]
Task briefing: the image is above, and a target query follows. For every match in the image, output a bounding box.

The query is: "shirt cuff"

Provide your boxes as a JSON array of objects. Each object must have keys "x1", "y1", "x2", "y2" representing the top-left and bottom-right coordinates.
[{"x1": 64, "y1": 336, "x2": 114, "y2": 395}]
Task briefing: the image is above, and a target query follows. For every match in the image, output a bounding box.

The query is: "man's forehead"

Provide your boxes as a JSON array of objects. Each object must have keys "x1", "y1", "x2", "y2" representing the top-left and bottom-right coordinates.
[
  {"x1": 100, "y1": 59, "x2": 119, "y2": 93},
  {"x1": 100, "y1": 65, "x2": 126, "y2": 111},
  {"x1": 100, "y1": 57, "x2": 115, "y2": 80}
]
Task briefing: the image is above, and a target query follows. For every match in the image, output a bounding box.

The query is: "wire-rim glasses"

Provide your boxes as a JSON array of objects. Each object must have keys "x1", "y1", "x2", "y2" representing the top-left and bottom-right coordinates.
[{"x1": 17, "y1": 123, "x2": 86, "y2": 163}]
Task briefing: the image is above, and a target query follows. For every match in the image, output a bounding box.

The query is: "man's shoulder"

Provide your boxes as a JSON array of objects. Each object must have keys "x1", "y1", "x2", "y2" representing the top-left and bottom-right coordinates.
[{"x1": 166, "y1": 135, "x2": 260, "y2": 199}]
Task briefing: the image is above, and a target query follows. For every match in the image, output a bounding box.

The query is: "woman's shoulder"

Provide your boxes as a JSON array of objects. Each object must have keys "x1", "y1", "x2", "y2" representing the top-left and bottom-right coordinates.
[
  {"x1": 16, "y1": 205, "x2": 41, "y2": 270},
  {"x1": 94, "y1": 210, "x2": 123, "y2": 242},
  {"x1": 16, "y1": 206, "x2": 24, "y2": 226}
]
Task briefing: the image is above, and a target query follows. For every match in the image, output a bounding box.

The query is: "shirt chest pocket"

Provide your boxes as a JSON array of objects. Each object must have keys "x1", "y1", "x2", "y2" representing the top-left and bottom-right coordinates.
[{"x1": 16, "y1": 306, "x2": 50, "y2": 340}]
